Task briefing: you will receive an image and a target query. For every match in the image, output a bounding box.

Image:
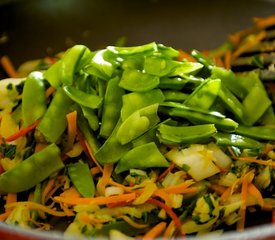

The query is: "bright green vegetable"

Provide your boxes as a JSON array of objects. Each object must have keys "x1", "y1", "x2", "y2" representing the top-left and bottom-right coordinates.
[
  {"x1": 22, "y1": 71, "x2": 47, "y2": 126},
  {"x1": 68, "y1": 161, "x2": 95, "y2": 197},
  {"x1": 0, "y1": 144, "x2": 63, "y2": 193}
]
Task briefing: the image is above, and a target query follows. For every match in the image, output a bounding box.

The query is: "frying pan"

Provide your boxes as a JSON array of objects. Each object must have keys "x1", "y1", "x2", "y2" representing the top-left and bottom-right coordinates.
[{"x1": 0, "y1": 0, "x2": 274, "y2": 239}]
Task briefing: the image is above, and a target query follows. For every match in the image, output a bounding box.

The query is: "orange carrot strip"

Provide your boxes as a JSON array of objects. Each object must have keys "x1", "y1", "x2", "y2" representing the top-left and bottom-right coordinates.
[
  {"x1": 232, "y1": 31, "x2": 266, "y2": 60},
  {"x1": 6, "y1": 193, "x2": 17, "y2": 204},
  {"x1": 163, "y1": 221, "x2": 176, "y2": 239},
  {"x1": 153, "y1": 190, "x2": 173, "y2": 207},
  {"x1": 213, "y1": 56, "x2": 225, "y2": 68},
  {"x1": 146, "y1": 198, "x2": 184, "y2": 236},
  {"x1": 5, "y1": 119, "x2": 40, "y2": 142},
  {"x1": 142, "y1": 221, "x2": 166, "y2": 240},
  {"x1": 41, "y1": 178, "x2": 56, "y2": 205},
  {"x1": 247, "y1": 183, "x2": 264, "y2": 207},
  {"x1": 209, "y1": 184, "x2": 227, "y2": 195},
  {"x1": 0, "y1": 212, "x2": 11, "y2": 221},
  {"x1": 108, "y1": 179, "x2": 133, "y2": 193},
  {"x1": 45, "y1": 86, "x2": 56, "y2": 98},
  {"x1": 90, "y1": 166, "x2": 101, "y2": 176},
  {"x1": 66, "y1": 111, "x2": 77, "y2": 151},
  {"x1": 60, "y1": 186, "x2": 81, "y2": 198},
  {"x1": 0, "y1": 56, "x2": 18, "y2": 78},
  {"x1": 54, "y1": 192, "x2": 136, "y2": 206},
  {"x1": 253, "y1": 15, "x2": 275, "y2": 29},
  {"x1": 97, "y1": 164, "x2": 113, "y2": 196},
  {"x1": 220, "y1": 187, "x2": 232, "y2": 203},
  {"x1": 177, "y1": 49, "x2": 196, "y2": 62},
  {"x1": 224, "y1": 50, "x2": 232, "y2": 69},
  {"x1": 158, "y1": 162, "x2": 175, "y2": 181},
  {"x1": 237, "y1": 157, "x2": 275, "y2": 168},
  {"x1": 159, "y1": 181, "x2": 195, "y2": 194}
]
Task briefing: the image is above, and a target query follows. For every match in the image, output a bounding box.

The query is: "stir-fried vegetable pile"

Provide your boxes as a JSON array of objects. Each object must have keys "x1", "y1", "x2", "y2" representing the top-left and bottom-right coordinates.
[{"x1": 0, "y1": 16, "x2": 274, "y2": 239}]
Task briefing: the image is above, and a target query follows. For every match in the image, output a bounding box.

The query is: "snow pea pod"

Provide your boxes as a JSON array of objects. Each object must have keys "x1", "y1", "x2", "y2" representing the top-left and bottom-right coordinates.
[
  {"x1": 235, "y1": 125, "x2": 275, "y2": 141},
  {"x1": 44, "y1": 45, "x2": 91, "y2": 87},
  {"x1": 119, "y1": 69, "x2": 159, "y2": 92},
  {"x1": 63, "y1": 86, "x2": 103, "y2": 109},
  {"x1": 81, "y1": 106, "x2": 99, "y2": 131},
  {"x1": 114, "y1": 142, "x2": 169, "y2": 174},
  {"x1": 37, "y1": 87, "x2": 73, "y2": 143},
  {"x1": 162, "y1": 90, "x2": 189, "y2": 102},
  {"x1": 184, "y1": 78, "x2": 221, "y2": 110},
  {"x1": 121, "y1": 89, "x2": 164, "y2": 121},
  {"x1": 213, "y1": 132, "x2": 263, "y2": 149},
  {"x1": 107, "y1": 42, "x2": 157, "y2": 55},
  {"x1": 116, "y1": 104, "x2": 160, "y2": 145},
  {"x1": 160, "y1": 102, "x2": 238, "y2": 132},
  {"x1": 100, "y1": 77, "x2": 125, "y2": 138},
  {"x1": 22, "y1": 71, "x2": 47, "y2": 126},
  {"x1": 0, "y1": 143, "x2": 63, "y2": 193},
  {"x1": 158, "y1": 124, "x2": 217, "y2": 144},
  {"x1": 68, "y1": 161, "x2": 95, "y2": 197}
]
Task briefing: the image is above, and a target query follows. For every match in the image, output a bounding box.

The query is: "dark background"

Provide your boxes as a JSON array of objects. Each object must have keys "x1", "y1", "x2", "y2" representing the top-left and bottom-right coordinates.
[{"x1": 0, "y1": 0, "x2": 275, "y2": 67}]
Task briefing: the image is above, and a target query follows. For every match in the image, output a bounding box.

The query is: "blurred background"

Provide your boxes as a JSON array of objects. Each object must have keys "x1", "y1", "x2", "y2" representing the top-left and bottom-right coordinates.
[{"x1": 1, "y1": 0, "x2": 275, "y2": 68}]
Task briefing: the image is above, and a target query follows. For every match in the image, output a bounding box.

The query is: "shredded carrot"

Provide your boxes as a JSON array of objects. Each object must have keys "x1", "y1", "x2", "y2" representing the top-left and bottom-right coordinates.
[
  {"x1": 142, "y1": 221, "x2": 166, "y2": 240},
  {"x1": 60, "y1": 186, "x2": 81, "y2": 198},
  {"x1": 121, "y1": 215, "x2": 149, "y2": 229},
  {"x1": 153, "y1": 189, "x2": 173, "y2": 207},
  {"x1": 77, "y1": 129, "x2": 103, "y2": 172},
  {"x1": 158, "y1": 180, "x2": 195, "y2": 194},
  {"x1": 97, "y1": 164, "x2": 113, "y2": 196},
  {"x1": 0, "y1": 212, "x2": 11, "y2": 221},
  {"x1": 232, "y1": 30, "x2": 266, "y2": 60},
  {"x1": 5, "y1": 201, "x2": 70, "y2": 217},
  {"x1": 54, "y1": 192, "x2": 136, "y2": 206},
  {"x1": 220, "y1": 187, "x2": 232, "y2": 203},
  {"x1": 247, "y1": 183, "x2": 264, "y2": 207},
  {"x1": 0, "y1": 56, "x2": 19, "y2": 78},
  {"x1": 177, "y1": 49, "x2": 196, "y2": 62},
  {"x1": 41, "y1": 178, "x2": 56, "y2": 205},
  {"x1": 158, "y1": 162, "x2": 175, "y2": 181},
  {"x1": 5, "y1": 119, "x2": 40, "y2": 142},
  {"x1": 90, "y1": 166, "x2": 102, "y2": 176},
  {"x1": 237, "y1": 157, "x2": 275, "y2": 168},
  {"x1": 34, "y1": 143, "x2": 48, "y2": 153},
  {"x1": 209, "y1": 184, "x2": 227, "y2": 195},
  {"x1": 253, "y1": 15, "x2": 275, "y2": 29},
  {"x1": 213, "y1": 56, "x2": 225, "y2": 68},
  {"x1": 66, "y1": 111, "x2": 77, "y2": 152},
  {"x1": 163, "y1": 221, "x2": 176, "y2": 239},
  {"x1": 45, "y1": 86, "x2": 56, "y2": 98},
  {"x1": 146, "y1": 198, "x2": 184, "y2": 236},
  {"x1": 6, "y1": 192, "x2": 17, "y2": 204},
  {"x1": 224, "y1": 50, "x2": 232, "y2": 69},
  {"x1": 108, "y1": 179, "x2": 133, "y2": 193},
  {"x1": 133, "y1": 182, "x2": 157, "y2": 205}
]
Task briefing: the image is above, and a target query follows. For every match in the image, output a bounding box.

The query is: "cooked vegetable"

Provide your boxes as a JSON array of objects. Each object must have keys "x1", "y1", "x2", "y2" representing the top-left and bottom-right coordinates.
[{"x1": 0, "y1": 16, "x2": 274, "y2": 238}]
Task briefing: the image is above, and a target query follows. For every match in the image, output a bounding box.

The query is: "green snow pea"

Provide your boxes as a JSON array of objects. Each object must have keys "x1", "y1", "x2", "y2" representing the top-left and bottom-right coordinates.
[
  {"x1": 158, "y1": 75, "x2": 203, "y2": 90},
  {"x1": 107, "y1": 42, "x2": 157, "y2": 56},
  {"x1": 0, "y1": 143, "x2": 63, "y2": 193},
  {"x1": 95, "y1": 120, "x2": 132, "y2": 165},
  {"x1": 81, "y1": 106, "x2": 99, "y2": 131},
  {"x1": 116, "y1": 104, "x2": 160, "y2": 145},
  {"x1": 157, "y1": 43, "x2": 179, "y2": 58},
  {"x1": 100, "y1": 77, "x2": 125, "y2": 138},
  {"x1": 121, "y1": 89, "x2": 165, "y2": 121},
  {"x1": 119, "y1": 69, "x2": 159, "y2": 92},
  {"x1": 37, "y1": 88, "x2": 73, "y2": 143},
  {"x1": 44, "y1": 45, "x2": 91, "y2": 87},
  {"x1": 63, "y1": 86, "x2": 103, "y2": 109},
  {"x1": 84, "y1": 49, "x2": 117, "y2": 79},
  {"x1": 184, "y1": 78, "x2": 221, "y2": 110},
  {"x1": 160, "y1": 102, "x2": 238, "y2": 132},
  {"x1": 213, "y1": 132, "x2": 263, "y2": 149},
  {"x1": 235, "y1": 125, "x2": 275, "y2": 141},
  {"x1": 114, "y1": 142, "x2": 169, "y2": 174},
  {"x1": 169, "y1": 61, "x2": 203, "y2": 77},
  {"x1": 210, "y1": 66, "x2": 247, "y2": 100},
  {"x1": 217, "y1": 84, "x2": 244, "y2": 122},
  {"x1": 22, "y1": 71, "x2": 47, "y2": 126},
  {"x1": 242, "y1": 84, "x2": 272, "y2": 126},
  {"x1": 162, "y1": 90, "x2": 189, "y2": 102},
  {"x1": 158, "y1": 124, "x2": 217, "y2": 144},
  {"x1": 144, "y1": 55, "x2": 180, "y2": 77},
  {"x1": 68, "y1": 161, "x2": 95, "y2": 197}
]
